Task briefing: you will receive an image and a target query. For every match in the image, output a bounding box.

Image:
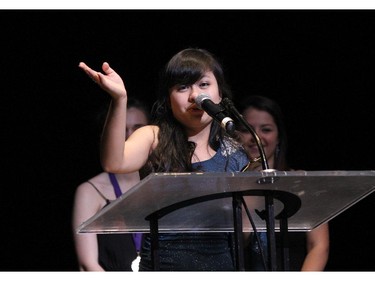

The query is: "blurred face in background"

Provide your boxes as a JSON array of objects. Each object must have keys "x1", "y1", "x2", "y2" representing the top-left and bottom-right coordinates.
[
  {"x1": 126, "y1": 107, "x2": 149, "y2": 139},
  {"x1": 240, "y1": 107, "x2": 279, "y2": 169}
]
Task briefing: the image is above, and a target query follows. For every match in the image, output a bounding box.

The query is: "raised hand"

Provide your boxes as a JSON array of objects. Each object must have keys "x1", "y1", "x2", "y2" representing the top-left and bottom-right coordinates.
[{"x1": 78, "y1": 62, "x2": 127, "y2": 100}]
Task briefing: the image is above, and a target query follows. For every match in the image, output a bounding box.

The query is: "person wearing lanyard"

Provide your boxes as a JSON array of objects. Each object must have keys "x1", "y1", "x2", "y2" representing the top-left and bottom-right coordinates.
[{"x1": 72, "y1": 98, "x2": 150, "y2": 271}]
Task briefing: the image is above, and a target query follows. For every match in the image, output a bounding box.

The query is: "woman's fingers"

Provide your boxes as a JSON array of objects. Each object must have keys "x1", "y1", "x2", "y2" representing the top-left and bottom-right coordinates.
[{"x1": 78, "y1": 62, "x2": 100, "y2": 83}]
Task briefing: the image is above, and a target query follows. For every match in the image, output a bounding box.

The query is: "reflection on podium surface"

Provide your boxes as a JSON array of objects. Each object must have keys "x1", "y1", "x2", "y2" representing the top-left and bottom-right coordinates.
[{"x1": 77, "y1": 170, "x2": 375, "y2": 234}]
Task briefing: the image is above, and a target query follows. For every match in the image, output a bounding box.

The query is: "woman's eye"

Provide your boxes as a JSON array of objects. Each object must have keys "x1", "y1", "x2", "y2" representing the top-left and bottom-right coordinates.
[
  {"x1": 200, "y1": 82, "x2": 209, "y2": 88},
  {"x1": 261, "y1": 127, "x2": 273, "y2": 133},
  {"x1": 177, "y1": 85, "x2": 188, "y2": 91}
]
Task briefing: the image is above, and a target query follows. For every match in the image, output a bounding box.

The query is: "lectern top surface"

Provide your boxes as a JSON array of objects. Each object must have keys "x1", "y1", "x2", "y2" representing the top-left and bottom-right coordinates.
[{"x1": 77, "y1": 170, "x2": 375, "y2": 233}]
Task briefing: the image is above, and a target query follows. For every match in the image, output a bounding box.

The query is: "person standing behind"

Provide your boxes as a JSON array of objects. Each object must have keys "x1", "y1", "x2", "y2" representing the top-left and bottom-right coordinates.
[
  {"x1": 78, "y1": 48, "x2": 251, "y2": 271},
  {"x1": 72, "y1": 98, "x2": 150, "y2": 271},
  {"x1": 238, "y1": 95, "x2": 330, "y2": 271}
]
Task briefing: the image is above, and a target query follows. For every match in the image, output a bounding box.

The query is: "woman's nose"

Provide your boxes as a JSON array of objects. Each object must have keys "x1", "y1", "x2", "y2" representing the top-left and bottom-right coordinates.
[
  {"x1": 251, "y1": 131, "x2": 262, "y2": 144},
  {"x1": 188, "y1": 87, "x2": 202, "y2": 103}
]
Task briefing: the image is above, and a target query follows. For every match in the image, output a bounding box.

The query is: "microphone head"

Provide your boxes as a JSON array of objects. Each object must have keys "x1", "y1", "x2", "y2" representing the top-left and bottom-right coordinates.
[{"x1": 195, "y1": 93, "x2": 211, "y2": 109}]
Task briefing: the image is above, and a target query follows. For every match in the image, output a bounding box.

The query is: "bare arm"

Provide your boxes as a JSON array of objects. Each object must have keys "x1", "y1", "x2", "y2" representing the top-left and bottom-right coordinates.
[
  {"x1": 72, "y1": 183, "x2": 106, "y2": 271},
  {"x1": 100, "y1": 97, "x2": 128, "y2": 172},
  {"x1": 79, "y1": 61, "x2": 128, "y2": 172},
  {"x1": 79, "y1": 62, "x2": 156, "y2": 173},
  {"x1": 301, "y1": 223, "x2": 330, "y2": 271}
]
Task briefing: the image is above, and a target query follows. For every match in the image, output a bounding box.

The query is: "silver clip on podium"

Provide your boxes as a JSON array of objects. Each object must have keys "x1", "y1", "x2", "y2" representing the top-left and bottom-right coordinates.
[{"x1": 77, "y1": 170, "x2": 375, "y2": 271}]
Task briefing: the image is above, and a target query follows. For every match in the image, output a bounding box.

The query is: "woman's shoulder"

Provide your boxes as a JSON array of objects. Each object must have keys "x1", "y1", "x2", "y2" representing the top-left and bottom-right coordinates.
[
  {"x1": 75, "y1": 172, "x2": 115, "y2": 200},
  {"x1": 132, "y1": 125, "x2": 159, "y2": 149},
  {"x1": 133, "y1": 125, "x2": 159, "y2": 137},
  {"x1": 76, "y1": 172, "x2": 107, "y2": 191}
]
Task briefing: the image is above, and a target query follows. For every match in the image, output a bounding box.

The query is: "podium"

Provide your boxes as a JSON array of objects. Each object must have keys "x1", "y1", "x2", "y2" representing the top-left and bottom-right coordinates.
[{"x1": 77, "y1": 170, "x2": 375, "y2": 270}]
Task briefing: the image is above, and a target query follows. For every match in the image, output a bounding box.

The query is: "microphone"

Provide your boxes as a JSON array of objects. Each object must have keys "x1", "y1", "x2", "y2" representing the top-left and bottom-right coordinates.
[{"x1": 195, "y1": 94, "x2": 236, "y2": 135}]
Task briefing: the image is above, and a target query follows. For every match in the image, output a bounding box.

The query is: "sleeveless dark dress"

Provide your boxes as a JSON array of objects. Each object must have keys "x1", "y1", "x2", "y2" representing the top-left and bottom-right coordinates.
[
  {"x1": 89, "y1": 173, "x2": 141, "y2": 271},
  {"x1": 139, "y1": 139, "x2": 251, "y2": 271}
]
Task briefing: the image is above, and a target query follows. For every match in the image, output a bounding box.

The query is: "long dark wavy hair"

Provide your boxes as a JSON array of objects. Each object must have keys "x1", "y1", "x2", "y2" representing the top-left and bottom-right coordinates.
[
  {"x1": 141, "y1": 48, "x2": 234, "y2": 175},
  {"x1": 238, "y1": 95, "x2": 289, "y2": 170}
]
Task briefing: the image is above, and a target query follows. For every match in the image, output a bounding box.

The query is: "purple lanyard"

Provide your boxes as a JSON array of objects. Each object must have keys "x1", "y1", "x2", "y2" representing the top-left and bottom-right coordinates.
[
  {"x1": 132, "y1": 233, "x2": 142, "y2": 253},
  {"x1": 109, "y1": 173, "x2": 142, "y2": 252}
]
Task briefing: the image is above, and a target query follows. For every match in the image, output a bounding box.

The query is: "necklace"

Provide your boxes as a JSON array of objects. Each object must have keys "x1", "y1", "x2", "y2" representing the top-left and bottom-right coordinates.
[{"x1": 241, "y1": 156, "x2": 262, "y2": 171}]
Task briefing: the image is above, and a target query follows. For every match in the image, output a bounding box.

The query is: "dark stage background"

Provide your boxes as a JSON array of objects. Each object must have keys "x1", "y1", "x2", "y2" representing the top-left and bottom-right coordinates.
[{"x1": 1, "y1": 10, "x2": 374, "y2": 271}]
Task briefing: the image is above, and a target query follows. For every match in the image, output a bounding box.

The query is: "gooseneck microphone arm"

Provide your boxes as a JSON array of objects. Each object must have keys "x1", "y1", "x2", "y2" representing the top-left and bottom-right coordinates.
[{"x1": 221, "y1": 97, "x2": 270, "y2": 171}]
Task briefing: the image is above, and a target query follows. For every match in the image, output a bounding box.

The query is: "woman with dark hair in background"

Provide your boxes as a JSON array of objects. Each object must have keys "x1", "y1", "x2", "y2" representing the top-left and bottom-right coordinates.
[{"x1": 238, "y1": 95, "x2": 330, "y2": 271}]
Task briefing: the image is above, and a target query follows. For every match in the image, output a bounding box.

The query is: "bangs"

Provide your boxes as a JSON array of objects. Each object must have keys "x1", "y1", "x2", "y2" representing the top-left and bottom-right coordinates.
[{"x1": 165, "y1": 50, "x2": 213, "y2": 89}]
